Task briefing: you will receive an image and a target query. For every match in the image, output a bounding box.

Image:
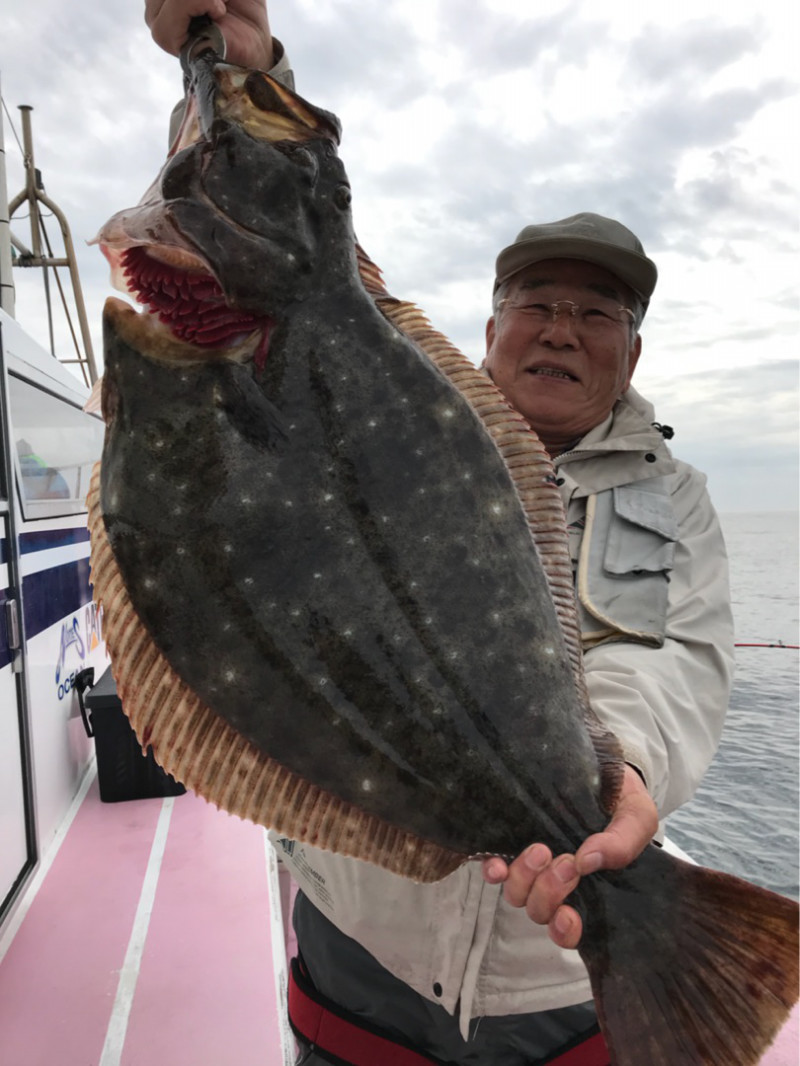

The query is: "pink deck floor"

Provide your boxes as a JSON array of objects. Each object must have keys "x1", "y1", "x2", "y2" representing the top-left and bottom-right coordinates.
[
  {"x1": 0, "y1": 776, "x2": 295, "y2": 1066},
  {"x1": 0, "y1": 772, "x2": 796, "y2": 1066}
]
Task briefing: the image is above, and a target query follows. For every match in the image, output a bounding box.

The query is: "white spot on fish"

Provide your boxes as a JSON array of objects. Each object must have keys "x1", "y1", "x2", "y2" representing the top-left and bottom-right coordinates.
[
  {"x1": 368, "y1": 419, "x2": 377, "y2": 428},
  {"x1": 361, "y1": 780, "x2": 373, "y2": 792},
  {"x1": 314, "y1": 572, "x2": 322, "y2": 580},
  {"x1": 490, "y1": 502, "x2": 502, "y2": 515},
  {"x1": 343, "y1": 628, "x2": 353, "y2": 637},
  {"x1": 440, "y1": 408, "x2": 455, "y2": 420},
  {"x1": 147, "y1": 472, "x2": 156, "y2": 483},
  {"x1": 143, "y1": 577, "x2": 155, "y2": 590},
  {"x1": 244, "y1": 577, "x2": 254, "y2": 586},
  {"x1": 285, "y1": 499, "x2": 294, "y2": 507},
  {"x1": 543, "y1": 646, "x2": 556, "y2": 657},
  {"x1": 241, "y1": 495, "x2": 253, "y2": 505},
  {"x1": 463, "y1": 471, "x2": 473, "y2": 481},
  {"x1": 223, "y1": 543, "x2": 233, "y2": 553}
]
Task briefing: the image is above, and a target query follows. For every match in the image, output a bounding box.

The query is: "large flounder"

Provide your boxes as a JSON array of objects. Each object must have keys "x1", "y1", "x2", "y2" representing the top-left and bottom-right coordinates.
[{"x1": 88, "y1": 49, "x2": 798, "y2": 1066}]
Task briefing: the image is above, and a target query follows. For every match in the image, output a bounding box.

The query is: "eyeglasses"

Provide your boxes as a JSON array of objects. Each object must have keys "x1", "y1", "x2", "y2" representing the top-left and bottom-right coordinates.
[{"x1": 500, "y1": 296, "x2": 635, "y2": 334}]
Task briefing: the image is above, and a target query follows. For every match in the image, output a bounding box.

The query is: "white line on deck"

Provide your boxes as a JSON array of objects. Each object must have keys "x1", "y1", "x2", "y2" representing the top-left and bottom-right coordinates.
[{"x1": 99, "y1": 796, "x2": 175, "y2": 1066}]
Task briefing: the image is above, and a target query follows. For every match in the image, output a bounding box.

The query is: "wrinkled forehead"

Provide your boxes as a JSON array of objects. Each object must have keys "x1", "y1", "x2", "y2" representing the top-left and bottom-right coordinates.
[{"x1": 508, "y1": 258, "x2": 635, "y2": 305}]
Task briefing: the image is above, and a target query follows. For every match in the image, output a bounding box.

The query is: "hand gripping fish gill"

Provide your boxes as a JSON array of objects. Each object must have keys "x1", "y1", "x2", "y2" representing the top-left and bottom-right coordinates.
[{"x1": 86, "y1": 50, "x2": 799, "y2": 1066}]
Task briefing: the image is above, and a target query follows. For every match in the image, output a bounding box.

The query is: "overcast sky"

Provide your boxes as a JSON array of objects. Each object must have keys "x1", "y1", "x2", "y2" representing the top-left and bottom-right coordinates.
[{"x1": 1, "y1": 0, "x2": 797, "y2": 513}]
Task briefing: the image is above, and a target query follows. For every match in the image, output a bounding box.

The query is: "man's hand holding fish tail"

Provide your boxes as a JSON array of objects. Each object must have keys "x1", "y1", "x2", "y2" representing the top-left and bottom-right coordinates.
[{"x1": 483, "y1": 765, "x2": 658, "y2": 950}]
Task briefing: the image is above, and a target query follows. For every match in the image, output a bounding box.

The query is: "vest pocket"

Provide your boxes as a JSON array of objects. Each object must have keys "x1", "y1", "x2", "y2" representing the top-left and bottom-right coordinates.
[
  {"x1": 604, "y1": 483, "x2": 678, "y2": 576},
  {"x1": 578, "y1": 483, "x2": 677, "y2": 646}
]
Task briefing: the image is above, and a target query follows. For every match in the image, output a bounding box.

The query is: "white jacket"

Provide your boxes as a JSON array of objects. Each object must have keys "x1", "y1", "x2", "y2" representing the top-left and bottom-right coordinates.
[{"x1": 271, "y1": 385, "x2": 735, "y2": 1034}]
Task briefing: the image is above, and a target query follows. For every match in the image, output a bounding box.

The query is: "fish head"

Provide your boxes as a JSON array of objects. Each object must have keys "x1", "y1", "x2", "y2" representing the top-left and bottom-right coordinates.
[{"x1": 95, "y1": 54, "x2": 352, "y2": 370}]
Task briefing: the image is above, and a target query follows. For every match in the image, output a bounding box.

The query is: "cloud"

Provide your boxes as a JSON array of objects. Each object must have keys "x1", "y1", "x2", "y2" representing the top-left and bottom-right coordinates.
[
  {"x1": 1, "y1": 1, "x2": 797, "y2": 511},
  {"x1": 638, "y1": 361, "x2": 799, "y2": 512}
]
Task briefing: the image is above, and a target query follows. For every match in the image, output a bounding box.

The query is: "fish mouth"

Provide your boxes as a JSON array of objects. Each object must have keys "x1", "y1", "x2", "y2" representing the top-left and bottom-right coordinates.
[
  {"x1": 95, "y1": 64, "x2": 341, "y2": 368},
  {"x1": 103, "y1": 242, "x2": 273, "y2": 368}
]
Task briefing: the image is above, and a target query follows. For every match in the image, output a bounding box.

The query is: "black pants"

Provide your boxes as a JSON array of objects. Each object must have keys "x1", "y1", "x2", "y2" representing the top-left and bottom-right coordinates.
[{"x1": 293, "y1": 890, "x2": 598, "y2": 1066}]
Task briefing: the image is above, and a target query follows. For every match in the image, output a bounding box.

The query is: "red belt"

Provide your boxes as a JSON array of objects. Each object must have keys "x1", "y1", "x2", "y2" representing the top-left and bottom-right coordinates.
[{"x1": 287, "y1": 956, "x2": 610, "y2": 1066}]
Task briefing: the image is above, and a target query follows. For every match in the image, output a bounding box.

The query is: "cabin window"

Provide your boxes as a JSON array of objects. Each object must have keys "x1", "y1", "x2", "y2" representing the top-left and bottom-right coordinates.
[{"x1": 8, "y1": 375, "x2": 104, "y2": 520}]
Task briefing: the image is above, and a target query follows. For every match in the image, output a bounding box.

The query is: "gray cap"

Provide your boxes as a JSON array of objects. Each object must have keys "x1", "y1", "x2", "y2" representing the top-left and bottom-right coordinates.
[{"x1": 494, "y1": 212, "x2": 658, "y2": 308}]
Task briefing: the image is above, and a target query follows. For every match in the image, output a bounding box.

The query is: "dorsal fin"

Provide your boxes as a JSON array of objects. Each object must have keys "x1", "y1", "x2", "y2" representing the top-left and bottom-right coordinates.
[{"x1": 355, "y1": 242, "x2": 624, "y2": 812}]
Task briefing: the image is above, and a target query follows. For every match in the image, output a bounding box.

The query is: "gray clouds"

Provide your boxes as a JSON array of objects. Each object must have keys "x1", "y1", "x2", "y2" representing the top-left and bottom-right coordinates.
[{"x1": 0, "y1": 0, "x2": 796, "y2": 510}]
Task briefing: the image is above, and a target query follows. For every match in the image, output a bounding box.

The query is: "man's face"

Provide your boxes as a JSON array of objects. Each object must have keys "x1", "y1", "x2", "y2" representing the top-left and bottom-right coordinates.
[{"x1": 484, "y1": 259, "x2": 642, "y2": 453}]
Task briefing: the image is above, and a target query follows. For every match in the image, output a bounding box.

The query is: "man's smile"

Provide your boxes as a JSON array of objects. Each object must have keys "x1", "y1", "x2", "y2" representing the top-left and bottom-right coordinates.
[{"x1": 525, "y1": 364, "x2": 579, "y2": 382}]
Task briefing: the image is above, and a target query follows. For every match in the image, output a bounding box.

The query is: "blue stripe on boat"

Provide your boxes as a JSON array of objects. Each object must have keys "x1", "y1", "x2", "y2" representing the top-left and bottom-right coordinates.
[
  {"x1": 22, "y1": 558, "x2": 94, "y2": 643},
  {"x1": 20, "y1": 528, "x2": 91, "y2": 553}
]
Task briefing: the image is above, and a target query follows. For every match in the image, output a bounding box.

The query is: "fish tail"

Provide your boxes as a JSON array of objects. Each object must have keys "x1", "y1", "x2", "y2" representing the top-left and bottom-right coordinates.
[{"x1": 577, "y1": 844, "x2": 799, "y2": 1066}]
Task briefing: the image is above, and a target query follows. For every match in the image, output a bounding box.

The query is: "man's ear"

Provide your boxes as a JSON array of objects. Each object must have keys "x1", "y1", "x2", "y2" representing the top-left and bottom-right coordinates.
[
  {"x1": 485, "y1": 316, "x2": 497, "y2": 362},
  {"x1": 624, "y1": 334, "x2": 642, "y2": 389}
]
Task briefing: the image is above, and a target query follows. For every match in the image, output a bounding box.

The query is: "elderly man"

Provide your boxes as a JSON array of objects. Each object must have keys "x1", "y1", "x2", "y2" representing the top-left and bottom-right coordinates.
[{"x1": 146, "y1": 4, "x2": 734, "y2": 1064}]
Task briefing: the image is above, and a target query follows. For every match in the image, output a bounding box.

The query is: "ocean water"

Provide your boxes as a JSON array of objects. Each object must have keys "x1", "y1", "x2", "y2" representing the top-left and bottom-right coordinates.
[{"x1": 665, "y1": 511, "x2": 799, "y2": 899}]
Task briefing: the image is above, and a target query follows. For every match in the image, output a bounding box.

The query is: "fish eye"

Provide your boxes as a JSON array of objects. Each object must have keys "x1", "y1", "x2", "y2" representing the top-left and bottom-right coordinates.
[{"x1": 334, "y1": 184, "x2": 352, "y2": 209}]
